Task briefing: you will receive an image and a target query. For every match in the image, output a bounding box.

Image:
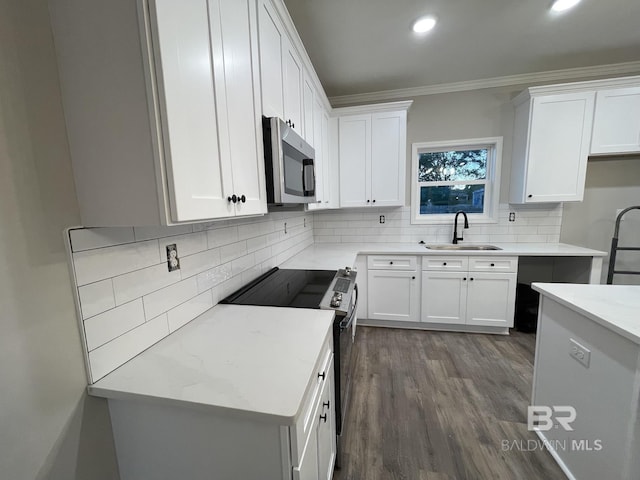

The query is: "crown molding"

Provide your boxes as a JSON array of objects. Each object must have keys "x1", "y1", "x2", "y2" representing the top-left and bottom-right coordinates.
[
  {"x1": 328, "y1": 61, "x2": 640, "y2": 107},
  {"x1": 331, "y1": 100, "x2": 413, "y2": 116}
]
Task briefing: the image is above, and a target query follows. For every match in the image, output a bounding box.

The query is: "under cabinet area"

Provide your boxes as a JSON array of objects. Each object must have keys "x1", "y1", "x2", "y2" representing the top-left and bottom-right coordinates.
[
  {"x1": 422, "y1": 256, "x2": 517, "y2": 329},
  {"x1": 51, "y1": 0, "x2": 267, "y2": 226},
  {"x1": 336, "y1": 102, "x2": 411, "y2": 208},
  {"x1": 367, "y1": 256, "x2": 420, "y2": 323}
]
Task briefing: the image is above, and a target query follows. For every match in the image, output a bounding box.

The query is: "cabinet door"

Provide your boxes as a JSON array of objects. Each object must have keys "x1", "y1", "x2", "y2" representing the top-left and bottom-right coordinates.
[
  {"x1": 303, "y1": 74, "x2": 315, "y2": 145},
  {"x1": 370, "y1": 110, "x2": 406, "y2": 206},
  {"x1": 590, "y1": 87, "x2": 640, "y2": 155},
  {"x1": 316, "y1": 364, "x2": 336, "y2": 480},
  {"x1": 210, "y1": 0, "x2": 267, "y2": 217},
  {"x1": 256, "y1": 0, "x2": 284, "y2": 119},
  {"x1": 283, "y1": 37, "x2": 303, "y2": 135},
  {"x1": 151, "y1": 0, "x2": 233, "y2": 222},
  {"x1": 367, "y1": 270, "x2": 419, "y2": 322},
  {"x1": 339, "y1": 115, "x2": 371, "y2": 207},
  {"x1": 321, "y1": 110, "x2": 332, "y2": 207},
  {"x1": 466, "y1": 272, "x2": 516, "y2": 328},
  {"x1": 421, "y1": 271, "x2": 467, "y2": 324},
  {"x1": 525, "y1": 92, "x2": 595, "y2": 203},
  {"x1": 292, "y1": 426, "x2": 319, "y2": 480}
]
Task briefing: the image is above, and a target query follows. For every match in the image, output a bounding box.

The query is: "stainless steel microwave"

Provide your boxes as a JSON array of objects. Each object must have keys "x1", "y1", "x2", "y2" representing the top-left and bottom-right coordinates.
[{"x1": 262, "y1": 117, "x2": 316, "y2": 204}]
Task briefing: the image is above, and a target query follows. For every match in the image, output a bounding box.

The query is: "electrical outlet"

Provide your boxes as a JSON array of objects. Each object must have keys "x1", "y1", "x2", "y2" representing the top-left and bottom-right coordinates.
[
  {"x1": 509, "y1": 212, "x2": 516, "y2": 222},
  {"x1": 166, "y1": 244, "x2": 180, "y2": 272},
  {"x1": 569, "y1": 338, "x2": 590, "y2": 368},
  {"x1": 379, "y1": 215, "x2": 385, "y2": 224}
]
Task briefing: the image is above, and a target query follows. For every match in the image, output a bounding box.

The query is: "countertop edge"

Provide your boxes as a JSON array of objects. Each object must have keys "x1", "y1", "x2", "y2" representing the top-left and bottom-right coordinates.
[
  {"x1": 532, "y1": 283, "x2": 640, "y2": 345},
  {"x1": 87, "y1": 384, "x2": 299, "y2": 425}
]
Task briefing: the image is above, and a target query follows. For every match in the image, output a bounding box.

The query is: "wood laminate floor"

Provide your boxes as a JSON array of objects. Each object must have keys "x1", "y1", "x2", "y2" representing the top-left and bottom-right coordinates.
[{"x1": 335, "y1": 327, "x2": 566, "y2": 480}]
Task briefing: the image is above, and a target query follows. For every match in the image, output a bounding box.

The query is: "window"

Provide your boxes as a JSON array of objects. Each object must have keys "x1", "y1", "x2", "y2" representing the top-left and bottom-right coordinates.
[{"x1": 411, "y1": 137, "x2": 502, "y2": 224}]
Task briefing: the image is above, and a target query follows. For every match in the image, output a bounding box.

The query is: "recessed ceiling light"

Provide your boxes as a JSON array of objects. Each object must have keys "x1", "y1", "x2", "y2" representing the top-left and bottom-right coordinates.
[
  {"x1": 550, "y1": 0, "x2": 582, "y2": 12},
  {"x1": 413, "y1": 16, "x2": 436, "y2": 34}
]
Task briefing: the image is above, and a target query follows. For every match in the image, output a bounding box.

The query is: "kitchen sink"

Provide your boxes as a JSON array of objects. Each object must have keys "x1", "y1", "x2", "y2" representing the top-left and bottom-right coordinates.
[{"x1": 425, "y1": 244, "x2": 502, "y2": 251}]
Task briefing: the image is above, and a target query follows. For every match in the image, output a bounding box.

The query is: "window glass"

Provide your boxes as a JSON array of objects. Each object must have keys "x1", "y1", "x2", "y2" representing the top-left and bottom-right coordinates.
[{"x1": 418, "y1": 149, "x2": 488, "y2": 182}]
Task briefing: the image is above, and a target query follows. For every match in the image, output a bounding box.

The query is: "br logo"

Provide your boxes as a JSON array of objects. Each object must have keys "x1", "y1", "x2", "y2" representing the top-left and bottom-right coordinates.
[{"x1": 527, "y1": 406, "x2": 577, "y2": 431}]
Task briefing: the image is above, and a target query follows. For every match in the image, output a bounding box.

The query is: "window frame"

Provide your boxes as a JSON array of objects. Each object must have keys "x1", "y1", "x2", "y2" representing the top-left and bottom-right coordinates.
[{"x1": 410, "y1": 137, "x2": 503, "y2": 225}]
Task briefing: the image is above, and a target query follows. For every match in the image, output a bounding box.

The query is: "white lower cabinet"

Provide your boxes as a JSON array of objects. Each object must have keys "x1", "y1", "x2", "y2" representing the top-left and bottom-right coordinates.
[
  {"x1": 367, "y1": 256, "x2": 420, "y2": 322},
  {"x1": 421, "y1": 271, "x2": 467, "y2": 324},
  {"x1": 422, "y1": 256, "x2": 517, "y2": 328},
  {"x1": 107, "y1": 334, "x2": 336, "y2": 480}
]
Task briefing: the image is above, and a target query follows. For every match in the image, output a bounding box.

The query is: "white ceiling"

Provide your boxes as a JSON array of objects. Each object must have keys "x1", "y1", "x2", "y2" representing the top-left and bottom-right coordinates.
[{"x1": 283, "y1": 0, "x2": 640, "y2": 100}]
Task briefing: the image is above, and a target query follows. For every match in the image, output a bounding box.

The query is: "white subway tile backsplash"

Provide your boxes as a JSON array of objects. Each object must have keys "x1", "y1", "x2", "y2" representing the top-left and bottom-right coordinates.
[
  {"x1": 78, "y1": 279, "x2": 115, "y2": 319},
  {"x1": 143, "y1": 276, "x2": 199, "y2": 321},
  {"x1": 68, "y1": 211, "x2": 316, "y2": 384},
  {"x1": 88, "y1": 313, "x2": 169, "y2": 382},
  {"x1": 206, "y1": 226, "x2": 239, "y2": 249},
  {"x1": 70, "y1": 227, "x2": 135, "y2": 252},
  {"x1": 73, "y1": 239, "x2": 161, "y2": 286},
  {"x1": 84, "y1": 299, "x2": 145, "y2": 351},
  {"x1": 161, "y1": 231, "x2": 207, "y2": 257},
  {"x1": 167, "y1": 290, "x2": 213, "y2": 333},
  {"x1": 220, "y1": 241, "x2": 248, "y2": 264},
  {"x1": 196, "y1": 263, "x2": 232, "y2": 293},
  {"x1": 231, "y1": 253, "x2": 256, "y2": 277},
  {"x1": 113, "y1": 264, "x2": 181, "y2": 306},
  {"x1": 179, "y1": 248, "x2": 222, "y2": 278}
]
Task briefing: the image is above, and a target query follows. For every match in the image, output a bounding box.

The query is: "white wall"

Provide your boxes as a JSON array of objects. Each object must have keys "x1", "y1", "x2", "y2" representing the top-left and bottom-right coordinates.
[
  {"x1": 0, "y1": 0, "x2": 120, "y2": 478},
  {"x1": 561, "y1": 157, "x2": 640, "y2": 284}
]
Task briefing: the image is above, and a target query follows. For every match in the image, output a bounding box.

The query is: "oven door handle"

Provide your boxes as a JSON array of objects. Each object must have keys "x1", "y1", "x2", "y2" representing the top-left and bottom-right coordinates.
[{"x1": 339, "y1": 284, "x2": 358, "y2": 330}]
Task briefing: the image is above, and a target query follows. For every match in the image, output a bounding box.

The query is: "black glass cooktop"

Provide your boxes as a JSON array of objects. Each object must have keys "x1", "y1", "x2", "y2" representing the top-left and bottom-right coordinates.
[{"x1": 220, "y1": 268, "x2": 337, "y2": 309}]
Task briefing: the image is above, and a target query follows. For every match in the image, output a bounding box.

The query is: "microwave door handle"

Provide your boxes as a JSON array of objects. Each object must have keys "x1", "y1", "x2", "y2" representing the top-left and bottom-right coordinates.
[{"x1": 302, "y1": 159, "x2": 315, "y2": 195}]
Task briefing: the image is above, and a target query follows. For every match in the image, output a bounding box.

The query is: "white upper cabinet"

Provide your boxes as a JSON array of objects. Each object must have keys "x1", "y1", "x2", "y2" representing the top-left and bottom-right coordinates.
[
  {"x1": 510, "y1": 91, "x2": 595, "y2": 203},
  {"x1": 283, "y1": 37, "x2": 304, "y2": 135},
  {"x1": 257, "y1": 0, "x2": 285, "y2": 119},
  {"x1": 50, "y1": 0, "x2": 266, "y2": 226},
  {"x1": 336, "y1": 102, "x2": 411, "y2": 208},
  {"x1": 303, "y1": 72, "x2": 315, "y2": 145},
  {"x1": 590, "y1": 86, "x2": 640, "y2": 155}
]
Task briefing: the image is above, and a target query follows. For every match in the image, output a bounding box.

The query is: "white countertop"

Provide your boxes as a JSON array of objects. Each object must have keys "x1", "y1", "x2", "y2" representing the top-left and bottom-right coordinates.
[
  {"x1": 89, "y1": 304, "x2": 335, "y2": 425},
  {"x1": 532, "y1": 283, "x2": 640, "y2": 345},
  {"x1": 280, "y1": 242, "x2": 606, "y2": 270}
]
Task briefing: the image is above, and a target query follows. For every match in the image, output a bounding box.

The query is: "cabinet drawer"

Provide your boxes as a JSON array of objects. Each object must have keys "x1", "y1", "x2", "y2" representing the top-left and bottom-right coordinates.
[
  {"x1": 368, "y1": 255, "x2": 417, "y2": 270},
  {"x1": 422, "y1": 256, "x2": 469, "y2": 271},
  {"x1": 468, "y1": 256, "x2": 517, "y2": 273},
  {"x1": 292, "y1": 334, "x2": 332, "y2": 463}
]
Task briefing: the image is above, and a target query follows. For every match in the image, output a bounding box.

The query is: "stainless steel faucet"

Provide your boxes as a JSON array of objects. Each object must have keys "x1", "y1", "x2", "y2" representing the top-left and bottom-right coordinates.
[{"x1": 452, "y1": 211, "x2": 469, "y2": 244}]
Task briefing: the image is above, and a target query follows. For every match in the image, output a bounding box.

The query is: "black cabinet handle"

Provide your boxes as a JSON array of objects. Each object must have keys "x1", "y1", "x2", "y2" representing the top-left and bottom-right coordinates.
[
  {"x1": 323, "y1": 401, "x2": 330, "y2": 409},
  {"x1": 463, "y1": 277, "x2": 467, "y2": 281},
  {"x1": 372, "y1": 199, "x2": 376, "y2": 203},
  {"x1": 470, "y1": 277, "x2": 474, "y2": 281},
  {"x1": 318, "y1": 372, "x2": 325, "y2": 380},
  {"x1": 412, "y1": 276, "x2": 415, "y2": 280},
  {"x1": 490, "y1": 263, "x2": 495, "y2": 267},
  {"x1": 240, "y1": 195, "x2": 246, "y2": 203},
  {"x1": 389, "y1": 261, "x2": 393, "y2": 265},
  {"x1": 227, "y1": 194, "x2": 237, "y2": 204},
  {"x1": 320, "y1": 413, "x2": 327, "y2": 423},
  {"x1": 366, "y1": 200, "x2": 370, "y2": 203},
  {"x1": 527, "y1": 194, "x2": 533, "y2": 198},
  {"x1": 292, "y1": 123, "x2": 295, "y2": 129},
  {"x1": 443, "y1": 262, "x2": 447, "y2": 266}
]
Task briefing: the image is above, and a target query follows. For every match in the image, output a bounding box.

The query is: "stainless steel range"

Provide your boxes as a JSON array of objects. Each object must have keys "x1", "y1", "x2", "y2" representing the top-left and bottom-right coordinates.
[{"x1": 220, "y1": 267, "x2": 357, "y2": 467}]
